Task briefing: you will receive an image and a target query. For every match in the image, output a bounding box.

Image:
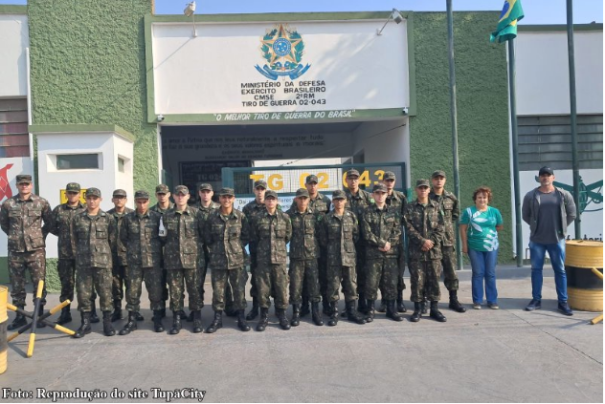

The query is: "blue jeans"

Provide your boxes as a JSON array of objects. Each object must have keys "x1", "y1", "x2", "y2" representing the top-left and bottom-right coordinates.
[
  {"x1": 468, "y1": 249, "x2": 499, "y2": 304},
  {"x1": 529, "y1": 239, "x2": 567, "y2": 302}
]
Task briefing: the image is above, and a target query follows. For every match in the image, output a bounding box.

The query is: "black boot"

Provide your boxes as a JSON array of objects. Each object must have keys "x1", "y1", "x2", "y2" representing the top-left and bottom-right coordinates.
[
  {"x1": 300, "y1": 296, "x2": 310, "y2": 317},
  {"x1": 448, "y1": 290, "x2": 466, "y2": 313},
  {"x1": 430, "y1": 301, "x2": 447, "y2": 322},
  {"x1": 119, "y1": 311, "x2": 137, "y2": 335},
  {"x1": 111, "y1": 301, "x2": 123, "y2": 322},
  {"x1": 290, "y1": 304, "x2": 301, "y2": 327},
  {"x1": 73, "y1": 312, "x2": 92, "y2": 338},
  {"x1": 256, "y1": 308, "x2": 269, "y2": 332},
  {"x1": 322, "y1": 299, "x2": 331, "y2": 316},
  {"x1": 192, "y1": 310, "x2": 203, "y2": 333},
  {"x1": 237, "y1": 310, "x2": 250, "y2": 332},
  {"x1": 327, "y1": 301, "x2": 338, "y2": 327},
  {"x1": 311, "y1": 302, "x2": 324, "y2": 326},
  {"x1": 365, "y1": 299, "x2": 375, "y2": 323},
  {"x1": 397, "y1": 291, "x2": 407, "y2": 313},
  {"x1": 170, "y1": 311, "x2": 182, "y2": 334},
  {"x1": 421, "y1": 298, "x2": 428, "y2": 315},
  {"x1": 135, "y1": 311, "x2": 145, "y2": 321},
  {"x1": 246, "y1": 298, "x2": 259, "y2": 321},
  {"x1": 102, "y1": 311, "x2": 116, "y2": 336},
  {"x1": 8, "y1": 306, "x2": 27, "y2": 330},
  {"x1": 377, "y1": 299, "x2": 387, "y2": 313},
  {"x1": 277, "y1": 309, "x2": 291, "y2": 330},
  {"x1": 153, "y1": 310, "x2": 164, "y2": 332},
  {"x1": 386, "y1": 300, "x2": 404, "y2": 322},
  {"x1": 37, "y1": 304, "x2": 47, "y2": 328},
  {"x1": 410, "y1": 302, "x2": 421, "y2": 322},
  {"x1": 346, "y1": 300, "x2": 366, "y2": 325},
  {"x1": 56, "y1": 305, "x2": 72, "y2": 325},
  {"x1": 357, "y1": 293, "x2": 367, "y2": 314},
  {"x1": 90, "y1": 301, "x2": 100, "y2": 323}
]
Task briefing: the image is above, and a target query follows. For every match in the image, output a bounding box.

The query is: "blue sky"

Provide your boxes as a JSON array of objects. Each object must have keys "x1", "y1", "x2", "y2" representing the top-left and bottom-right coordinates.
[{"x1": 1, "y1": 0, "x2": 603, "y2": 24}]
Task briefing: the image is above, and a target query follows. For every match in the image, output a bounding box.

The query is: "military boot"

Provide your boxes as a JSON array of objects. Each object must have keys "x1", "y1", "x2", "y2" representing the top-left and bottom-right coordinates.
[
  {"x1": 246, "y1": 298, "x2": 259, "y2": 321},
  {"x1": 152, "y1": 310, "x2": 165, "y2": 332},
  {"x1": 311, "y1": 302, "x2": 324, "y2": 326},
  {"x1": 322, "y1": 299, "x2": 331, "y2": 316},
  {"x1": 377, "y1": 299, "x2": 387, "y2": 313},
  {"x1": 421, "y1": 298, "x2": 428, "y2": 315},
  {"x1": 277, "y1": 308, "x2": 291, "y2": 330},
  {"x1": 7, "y1": 306, "x2": 27, "y2": 331},
  {"x1": 256, "y1": 308, "x2": 269, "y2": 332},
  {"x1": 300, "y1": 296, "x2": 310, "y2": 317},
  {"x1": 290, "y1": 304, "x2": 301, "y2": 327},
  {"x1": 386, "y1": 300, "x2": 404, "y2": 322},
  {"x1": 448, "y1": 290, "x2": 467, "y2": 313},
  {"x1": 56, "y1": 305, "x2": 72, "y2": 325},
  {"x1": 159, "y1": 304, "x2": 166, "y2": 319},
  {"x1": 397, "y1": 290, "x2": 407, "y2": 313},
  {"x1": 111, "y1": 300, "x2": 123, "y2": 322},
  {"x1": 73, "y1": 312, "x2": 92, "y2": 338},
  {"x1": 119, "y1": 311, "x2": 137, "y2": 335},
  {"x1": 237, "y1": 310, "x2": 250, "y2": 332},
  {"x1": 37, "y1": 304, "x2": 47, "y2": 328},
  {"x1": 430, "y1": 301, "x2": 447, "y2": 322},
  {"x1": 135, "y1": 311, "x2": 144, "y2": 321},
  {"x1": 327, "y1": 301, "x2": 338, "y2": 327},
  {"x1": 410, "y1": 302, "x2": 421, "y2": 322},
  {"x1": 365, "y1": 299, "x2": 375, "y2": 323},
  {"x1": 192, "y1": 310, "x2": 203, "y2": 333},
  {"x1": 346, "y1": 300, "x2": 366, "y2": 325},
  {"x1": 102, "y1": 311, "x2": 116, "y2": 336},
  {"x1": 170, "y1": 311, "x2": 182, "y2": 335},
  {"x1": 90, "y1": 300, "x2": 100, "y2": 323},
  {"x1": 357, "y1": 293, "x2": 367, "y2": 314}
]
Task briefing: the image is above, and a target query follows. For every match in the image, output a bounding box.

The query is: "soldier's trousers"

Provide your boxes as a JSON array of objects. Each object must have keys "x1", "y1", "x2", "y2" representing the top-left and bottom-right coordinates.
[
  {"x1": 318, "y1": 253, "x2": 328, "y2": 301},
  {"x1": 8, "y1": 250, "x2": 47, "y2": 307},
  {"x1": 355, "y1": 244, "x2": 366, "y2": 296},
  {"x1": 125, "y1": 265, "x2": 163, "y2": 312},
  {"x1": 397, "y1": 243, "x2": 406, "y2": 293},
  {"x1": 248, "y1": 253, "x2": 258, "y2": 299},
  {"x1": 409, "y1": 259, "x2": 442, "y2": 303},
  {"x1": 365, "y1": 257, "x2": 399, "y2": 301},
  {"x1": 326, "y1": 264, "x2": 358, "y2": 303},
  {"x1": 167, "y1": 268, "x2": 202, "y2": 312},
  {"x1": 212, "y1": 267, "x2": 247, "y2": 311},
  {"x1": 59, "y1": 259, "x2": 97, "y2": 305},
  {"x1": 441, "y1": 246, "x2": 459, "y2": 291},
  {"x1": 112, "y1": 264, "x2": 127, "y2": 303},
  {"x1": 255, "y1": 263, "x2": 288, "y2": 310},
  {"x1": 289, "y1": 259, "x2": 320, "y2": 305},
  {"x1": 76, "y1": 266, "x2": 113, "y2": 312},
  {"x1": 198, "y1": 250, "x2": 210, "y2": 304}
]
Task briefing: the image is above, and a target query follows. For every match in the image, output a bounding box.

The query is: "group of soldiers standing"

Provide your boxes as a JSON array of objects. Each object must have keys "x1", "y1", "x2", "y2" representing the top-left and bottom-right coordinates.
[{"x1": 0, "y1": 168, "x2": 467, "y2": 336}]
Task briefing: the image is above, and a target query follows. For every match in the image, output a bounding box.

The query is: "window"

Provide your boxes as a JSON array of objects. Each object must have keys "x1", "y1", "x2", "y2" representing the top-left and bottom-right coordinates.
[
  {"x1": 56, "y1": 154, "x2": 99, "y2": 170},
  {"x1": 118, "y1": 157, "x2": 126, "y2": 173},
  {"x1": 0, "y1": 98, "x2": 29, "y2": 158}
]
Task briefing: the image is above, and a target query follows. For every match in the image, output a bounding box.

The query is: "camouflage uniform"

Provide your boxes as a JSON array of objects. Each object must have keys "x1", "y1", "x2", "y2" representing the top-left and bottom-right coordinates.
[
  {"x1": 203, "y1": 208, "x2": 250, "y2": 311},
  {"x1": 0, "y1": 194, "x2": 52, "y2": 307},
  {"x1": 404, "y1": 200, "x2": 445, "y2": 302},
  {"x1": 73, "y1": 211, "x2": 117, "y2": 312},
  {"x1": 249, "y1": 209, "x2": 292, "y2": 309},
  {"x1": 385, "y1": 190, "x2": 407, "y2": 295},
  {"x1": 107, "y1": 207, "x2": 134, "y2": 306},
  {"x1": 120, "y1": 210, "x2": 164, "y2": 312},
  {"x1": 197, "y1": 201, "x2": 220, "y2": 306},
  {"x1": 361, "y1": 204, "x2": 402, "y2": 300},
  {"x1": 429, "y1": 190, "x2": 460, "y2": 291},
  {"x1": 160, "y1": 206, "x2": 203, "y2": 312},
  {"x1": 150, "y1": 201, "x2": 174, "y2": 307},
  {"x1": 286, "y1": 207, "x2": 321, "y2": 305},
  {"x1": 242, "y1": 199, "x2": 266, "y2": 300}
]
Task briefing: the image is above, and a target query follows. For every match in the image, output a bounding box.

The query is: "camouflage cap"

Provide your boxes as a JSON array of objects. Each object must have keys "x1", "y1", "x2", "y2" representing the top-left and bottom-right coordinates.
[
  {"x1": 65, "y1": 182, "x2": 81, "y2": 192},
  {"x1": 134, "y1": 190, "x2": 150, "y2": 199},
  {"x1": 383, "y1": 171, "x2": 396, "y2": 180},
  {"x1": 432, "y1": 170, "x2": 446, "y2": 178},
  {"x1": 198, "y1": 183, "x2": 213, "y2": 191},
  {"x1": 332, "y1": 190, "x2": 347, "y2": 200},
  {"x1": 112, "y1": 189, "x2": 127, "y2": 197},
  {"x1": 254, "y1": 180, "x2": 268, "y2": 189},
  {"x1": 174, "y1": 185, "x2": 189, "y2": 195},
  {"x1": 305, "y1": 174, "x2": 319, "y2": 184},
  {"x1": 155, "y1": 184, "x2": 170, "y2": 194},
  {"x1": 295, "y1": 188, "x2": 309, "y2": 198},
  {"x1": 86, "y1": 187, "x2": 102, "y2": 197},
  {"x1": 416, "y1": 179, "x2": 430, "y2": 188},
  {"x1": 345, "y1": 169, "x2": 360, "y2": 178},
  {"x1": 218, "y1": 187, "x2": 235, "y2": 197},
  {"x1": 265, "y1": 190, "x2": 278, "y2": 199},
  {"x1": 16, "y1": 175, "x2": 32, "y2": 184},
  {"x1": 372, "y1": 183, "x2": 388, "y2": 193}
]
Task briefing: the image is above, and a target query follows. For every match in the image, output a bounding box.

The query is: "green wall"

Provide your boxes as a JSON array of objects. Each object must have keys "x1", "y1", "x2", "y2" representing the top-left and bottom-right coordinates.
[{"x1": 410, "y1": 12, "x2": 513, "y2": 262}]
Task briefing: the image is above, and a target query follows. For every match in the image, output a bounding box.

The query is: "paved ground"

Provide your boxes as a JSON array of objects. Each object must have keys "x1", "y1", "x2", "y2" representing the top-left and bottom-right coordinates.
[{"x1": 1, "y1": 270, "x2": 602, "y2": 403}]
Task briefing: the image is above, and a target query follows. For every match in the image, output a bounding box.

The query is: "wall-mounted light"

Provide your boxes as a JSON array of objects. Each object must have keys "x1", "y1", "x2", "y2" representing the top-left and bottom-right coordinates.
[
  {"x1": 377, "y1": 8, "x2": 404, "y2": 36},
  {"x1": 184, "y1": 1, "x2": 197, "y2": 37}
]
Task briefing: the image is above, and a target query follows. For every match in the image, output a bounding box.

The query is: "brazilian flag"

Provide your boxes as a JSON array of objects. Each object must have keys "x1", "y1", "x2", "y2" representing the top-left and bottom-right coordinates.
[{"x1": 490, "y1": 0, "x2": 525, "y2": 43}]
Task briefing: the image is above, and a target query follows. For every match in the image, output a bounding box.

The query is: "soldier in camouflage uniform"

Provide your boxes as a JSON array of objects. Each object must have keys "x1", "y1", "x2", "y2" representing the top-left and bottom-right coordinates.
[
  {"x1": 249, "y1": 190, "x2": 292, "y2": 331},
  {"x1": 404, "y1": 179, "x2": 447, "y2": 323},
  {"x1": 150, "y1": 184, "x2": 175, "y2": 318},
  {"x1": 381, "y1": 171, "x2": 408, "y2": 313},
  {"x1": 118, "y1": 191, "x2": 165, "y2": 335},
  {"x1": 243, "y1": 179, "x2": 267, "y2": 321},
  {"x1": 430, "y1": 170, "x2": 466, "y2": 313},
  {"x1": 107, "y1": 189, "x2": 135, "y2": 322},
  {"x1": 203, "y1": 188, "x2": 251, "y2": 333},
  {"x1": 360, "y1": 184, "x2": 404, "y2": 322},
  {"x1": 286, "y1": 188, "x2": 323, "y2": 327},
  {"x1": 72, "y1": 188, "x2": 117, "y2": 338},
  {"x1": 318, "y1": 190, "x2": 366, "y2": 326},
  {"x1": 0, "y1": 174, "x2": 52, "y2": 331},
  {"x1": 160, "y1": 185, "x2": 204, "y2": 334},
  {"x1": 344, "y1": 169, "x2": 374, "y2": 315}
]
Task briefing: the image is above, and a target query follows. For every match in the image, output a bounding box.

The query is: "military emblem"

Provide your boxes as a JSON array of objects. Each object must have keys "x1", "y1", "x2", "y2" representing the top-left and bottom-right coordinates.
[
  {"x1": 0, "y1": 164, "x2": 13, "y2": 201},
  {"x1": 255, "y1": 24, "x2": 311, "y2": 80}
]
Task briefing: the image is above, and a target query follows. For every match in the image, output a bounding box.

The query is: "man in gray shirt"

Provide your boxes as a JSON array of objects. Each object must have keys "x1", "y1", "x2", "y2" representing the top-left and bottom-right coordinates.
[{"x1": 522, "y1": 166, "x2": 576, "y2": 315}]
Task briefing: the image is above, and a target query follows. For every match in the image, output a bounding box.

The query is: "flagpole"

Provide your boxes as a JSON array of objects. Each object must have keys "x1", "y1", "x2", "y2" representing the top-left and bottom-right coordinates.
[{"x1": 446, "y1": 0, "x2": 463, "y2": 270}]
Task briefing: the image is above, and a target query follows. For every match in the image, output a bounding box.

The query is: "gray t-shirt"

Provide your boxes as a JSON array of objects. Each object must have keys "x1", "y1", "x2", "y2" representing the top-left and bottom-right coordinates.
[{"x1": 532, "y1": 190, "x2": 563, "y2": 244}]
